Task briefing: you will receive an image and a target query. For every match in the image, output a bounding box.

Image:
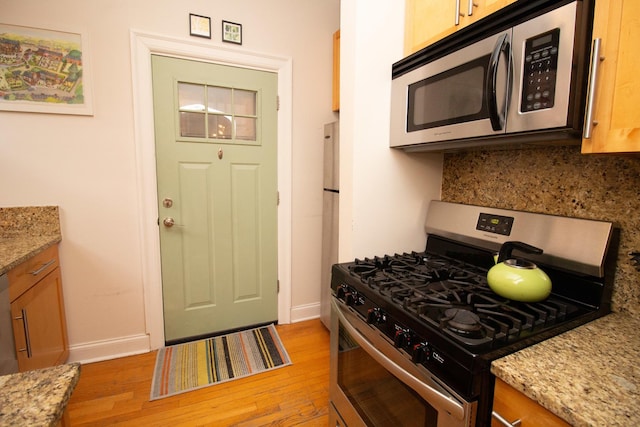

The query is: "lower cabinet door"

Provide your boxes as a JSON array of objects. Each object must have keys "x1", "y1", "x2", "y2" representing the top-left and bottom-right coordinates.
[{"x1": 11, "y1": 267, "x2": 69, "y2": 372}]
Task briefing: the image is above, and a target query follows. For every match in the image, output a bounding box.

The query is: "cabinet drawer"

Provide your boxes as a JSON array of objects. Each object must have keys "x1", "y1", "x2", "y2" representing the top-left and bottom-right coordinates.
[{"x1": 8, "y1": 245, "x2": 59, "y2": 302}]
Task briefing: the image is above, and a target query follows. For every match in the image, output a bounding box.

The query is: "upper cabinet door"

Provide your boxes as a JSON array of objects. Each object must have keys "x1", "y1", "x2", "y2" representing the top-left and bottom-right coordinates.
[
  {"x1": 582, "y1": 0, "x2": 640, "y2": 153},
  {"x1": 404, "y1": 0, "x2": 458, "y2": 55},
  {"x1": 404, "y1": 0, "x2": 516, "y2": 56}
]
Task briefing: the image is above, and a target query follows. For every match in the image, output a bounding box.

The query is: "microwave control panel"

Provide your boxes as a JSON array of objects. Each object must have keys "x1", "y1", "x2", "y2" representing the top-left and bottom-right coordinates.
[{"x1": 521, "y1": 28, "x2": 560, "y2": 113}]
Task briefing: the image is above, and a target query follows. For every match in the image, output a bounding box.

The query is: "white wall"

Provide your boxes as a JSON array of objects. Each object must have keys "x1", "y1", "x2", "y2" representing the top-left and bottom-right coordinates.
[
  {"x1": 1, "y1": 0, "x2": 443, "y2": 363},
  {"x1": 339, "y1": 1, "x2": 443, "y2": 261},
  {"x1": 0, "y1": 0, "x2": 339, "y2": 362}
]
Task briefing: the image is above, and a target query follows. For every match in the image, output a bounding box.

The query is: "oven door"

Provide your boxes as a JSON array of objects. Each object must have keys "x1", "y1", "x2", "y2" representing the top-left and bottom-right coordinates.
[
  {"x1": 390, "y1": 30, "x2": 512, "y2": 149},
  {"x1": 330, "y1": 299, "x2": 476, "y2": 427}
]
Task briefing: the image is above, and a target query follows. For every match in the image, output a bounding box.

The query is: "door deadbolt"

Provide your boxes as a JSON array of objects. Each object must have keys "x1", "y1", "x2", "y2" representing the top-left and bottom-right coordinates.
[
  {"x1": 162, "y1": 198, "x2": 173, "y2": 208},
  {"x1": 218, "y1": 148, "x2": 223, "y2": 159}
]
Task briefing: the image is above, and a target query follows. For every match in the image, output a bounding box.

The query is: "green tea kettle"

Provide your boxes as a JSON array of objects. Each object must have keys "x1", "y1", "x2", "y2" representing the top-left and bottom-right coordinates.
[{"x1": 487, "y1": 241, "x2": 552, "y2": 302}]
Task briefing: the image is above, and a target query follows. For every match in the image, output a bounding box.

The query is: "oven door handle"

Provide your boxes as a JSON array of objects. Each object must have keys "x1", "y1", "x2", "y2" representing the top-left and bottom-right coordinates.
[{"x1": 333, "y1": 300, "x2": 466, "y2": 421}]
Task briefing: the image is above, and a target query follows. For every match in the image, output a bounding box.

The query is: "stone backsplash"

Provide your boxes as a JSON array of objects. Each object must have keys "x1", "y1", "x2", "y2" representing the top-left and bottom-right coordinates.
[{"x1": 442, "y1": 145, "x2": 640, "y2": 318}]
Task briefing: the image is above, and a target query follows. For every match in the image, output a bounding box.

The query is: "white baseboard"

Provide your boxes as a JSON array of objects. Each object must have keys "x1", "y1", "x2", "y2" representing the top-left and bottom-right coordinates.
[
  {"x1": 67, "y1": 333, "x2": 151, "y2": 365},
  {"x1": 290, "y1": 302, "x2": 321, "y2": 323},
  {"x1": 67, "y1": 304, "x2": 319, "y2": 364}
]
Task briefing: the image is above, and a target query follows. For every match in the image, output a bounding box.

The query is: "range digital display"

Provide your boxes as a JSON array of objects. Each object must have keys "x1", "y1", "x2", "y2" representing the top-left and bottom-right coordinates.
[{"x1": 476, "y1": 213, "x2": 514, "y2": 236}]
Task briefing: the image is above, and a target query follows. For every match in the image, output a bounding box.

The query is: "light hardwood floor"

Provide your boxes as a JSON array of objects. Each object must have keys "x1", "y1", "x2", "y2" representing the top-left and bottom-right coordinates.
[{"x1": 66, "y1": 319, "x2": 330, "y2": 426}]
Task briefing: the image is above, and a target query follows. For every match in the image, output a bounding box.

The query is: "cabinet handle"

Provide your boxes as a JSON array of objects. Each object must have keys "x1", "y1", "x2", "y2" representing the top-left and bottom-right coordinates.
[
  {"x1": 29, "y1": 259, "x2": 56, "y2": 276},
  {"x1": 455, "y1": 0, "x2": 462, "y2": 25},
  {"x1": 583, "y1": 38, "x2": 604, "y2": 139},
  {"x1": 468, "y1": 0, "x2": 477, "y2": 16},
  {"x1": 492, "y1": 411, "x2": 522, "y2": 427},
  {"x1": 14, "y1": 309, "x2": 32, "y2": 358}
]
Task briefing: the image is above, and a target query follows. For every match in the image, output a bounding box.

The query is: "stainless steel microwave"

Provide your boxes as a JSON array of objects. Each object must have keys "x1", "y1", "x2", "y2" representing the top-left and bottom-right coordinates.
[{"x1": 390, "y1": 0, "x2": 594, "y2": 152}]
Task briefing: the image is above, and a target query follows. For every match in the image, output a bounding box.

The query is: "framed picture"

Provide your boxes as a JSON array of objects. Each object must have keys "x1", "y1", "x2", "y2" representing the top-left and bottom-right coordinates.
[
  {"x1": 0, "y1": 23, "x2": 93, "y2": 115},
  {"x1": 189, "y1": 14, "x2": 211, "y2": 39},
  {"x1": 222, "y1": 21, "x2": 242, "y2": 45}
]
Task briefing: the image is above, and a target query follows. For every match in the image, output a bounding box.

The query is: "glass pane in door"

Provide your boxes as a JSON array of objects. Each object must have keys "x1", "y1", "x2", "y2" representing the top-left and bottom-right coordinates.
[
  {"x1": 180, "y1": 112, "x2": 205, "y2": 137},
  {"x1": 234, "y1": 89, "x2": 257, "y2": 115},
  {"x1": 178, "y1": 83, "x2": 205, "y2": 111},
  {"x1": 208, "y1": 114, "x2": 233, "y2": 139},
  {"x1": 235, "y1": 117, "x2": 257, "y2": 141},
  {"x1": 208, "y1": 86, "x2": 232, "y2": 114}
]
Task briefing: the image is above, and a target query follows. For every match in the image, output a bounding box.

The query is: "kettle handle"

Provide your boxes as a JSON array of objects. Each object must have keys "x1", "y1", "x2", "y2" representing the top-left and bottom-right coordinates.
[{"x1": 497, "y1": 241, "x2": 543, "y2": 263}]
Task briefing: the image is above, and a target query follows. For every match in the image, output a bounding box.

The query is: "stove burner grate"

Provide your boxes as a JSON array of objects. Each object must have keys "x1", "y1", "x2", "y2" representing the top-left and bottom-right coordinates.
[{"x1": 347, "y1": 251, "x2": 579, "y2": 348}]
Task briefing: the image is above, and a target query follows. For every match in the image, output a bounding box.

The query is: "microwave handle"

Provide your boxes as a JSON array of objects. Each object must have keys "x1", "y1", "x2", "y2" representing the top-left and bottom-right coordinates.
[
  {"x1": 332, "y1": 299, "x2": 466, "y2": 421},
  {"x1": 486, "y1": 33, "x2": 511, "y2": 131}
]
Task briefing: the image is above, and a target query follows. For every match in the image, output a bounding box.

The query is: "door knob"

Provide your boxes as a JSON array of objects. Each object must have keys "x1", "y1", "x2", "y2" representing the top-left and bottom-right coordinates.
[{"x1": 163, "y1": 217, "x2": 182, "y2": 227}]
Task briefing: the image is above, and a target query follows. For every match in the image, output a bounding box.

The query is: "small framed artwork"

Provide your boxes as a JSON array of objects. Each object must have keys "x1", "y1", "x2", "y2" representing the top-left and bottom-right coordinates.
[
  {"x1": 189, "y1": 14, "x2": 211, "y2": 39},
  {"x1": 222, "y1": 21, "x2": 242, "y2": 45}
]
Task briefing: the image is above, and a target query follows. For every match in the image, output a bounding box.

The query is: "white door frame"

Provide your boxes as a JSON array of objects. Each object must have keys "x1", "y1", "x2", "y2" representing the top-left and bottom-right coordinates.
[{"x1": 130, "y1": 30, "x2": 292, "y2": 349}]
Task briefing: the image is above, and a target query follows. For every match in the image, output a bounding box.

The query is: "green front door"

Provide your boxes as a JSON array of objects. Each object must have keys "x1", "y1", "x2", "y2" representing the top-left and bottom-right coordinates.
[{"x1": 151, "y1": 55, "x2": 278, "y2": 343}]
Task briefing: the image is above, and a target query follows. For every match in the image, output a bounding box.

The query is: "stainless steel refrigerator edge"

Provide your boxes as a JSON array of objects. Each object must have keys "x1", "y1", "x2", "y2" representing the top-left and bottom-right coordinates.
[{"x1": 320, "y1": 122, "x2": 339, "y2": 329}]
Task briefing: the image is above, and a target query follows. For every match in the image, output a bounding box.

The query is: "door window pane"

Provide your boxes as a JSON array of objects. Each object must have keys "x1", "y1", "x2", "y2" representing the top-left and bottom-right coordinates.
[
  {"x1": 180, "y1": 112, "x2": 206, "y2": 137},
  {"x1": 208, "y1": 115, "x2": 233, "y2": 139},
  {"x1": 178, "y1": 83, "x2": 205, "y2": 111},
  {"x1": 235, "y1": 117, "x2": 257, "y2": 141},
  {"x1": 234, "y1": 89, "x2": 256, "y2": 115},
  {"x1": 208, "y1": 86, "x2": 233, "y2": 114}
]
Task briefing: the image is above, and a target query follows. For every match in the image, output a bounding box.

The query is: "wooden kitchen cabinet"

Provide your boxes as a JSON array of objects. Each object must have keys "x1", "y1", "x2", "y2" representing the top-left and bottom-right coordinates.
[
  {"x1": 404, "y1": 0, "x2": 516, "y2": 55},
  {"x1": 492, "y1": 378, "x2": 570, "y2": 427},
  {"x1": 581, "y1": 0, "x2": 640, "y2": 153},
  {"x1": 8, "y1": 244, "x2": 69, "y2": 372}
]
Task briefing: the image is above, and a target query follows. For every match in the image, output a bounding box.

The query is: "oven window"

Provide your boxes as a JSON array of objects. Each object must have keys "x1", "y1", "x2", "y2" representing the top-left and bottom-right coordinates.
[
  {"x1": 407, "y1": 55, "x2": 490, "y2": 131},
  {"x1": 338, "y1": 324, "x2": 438, "y2": 427}
]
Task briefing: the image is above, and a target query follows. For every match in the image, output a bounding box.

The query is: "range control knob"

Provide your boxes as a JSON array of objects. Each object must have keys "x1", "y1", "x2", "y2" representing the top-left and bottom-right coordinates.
[
  {"x1": 344, "y1": 290, "x2": 358, "y2": 306},
  {"x1": 336, "y1": 285, "x2": 350, "y2": 301},
  {"x1": 337, "y1": 285, "x2": 358, "y2": 306},
  {"x1": 394, "y1": 329, "x2": 412, "y2": 349},
  {"x1": 412, "y1": 343, "x2": 431, "y2": 363},
  {"x1": 366, "y1": 308, "x2": 386, "y2": 324}
]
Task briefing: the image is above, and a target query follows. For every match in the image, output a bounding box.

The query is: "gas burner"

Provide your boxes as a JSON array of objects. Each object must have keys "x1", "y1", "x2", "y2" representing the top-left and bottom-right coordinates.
[{"x1": 441, "y1": 308, "x2": 484, "y2": 338}]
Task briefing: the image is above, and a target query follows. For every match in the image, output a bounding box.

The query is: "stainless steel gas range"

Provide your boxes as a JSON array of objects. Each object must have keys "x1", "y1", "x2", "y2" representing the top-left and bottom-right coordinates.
[{"x1": 329, "y1": 201, "x2": 617, "y2": 427}]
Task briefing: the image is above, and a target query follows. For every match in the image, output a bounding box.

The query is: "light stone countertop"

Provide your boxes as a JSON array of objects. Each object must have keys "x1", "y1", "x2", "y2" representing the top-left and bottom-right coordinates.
[
  {"x1": 491, "y1": 312, "x2": 640, "y2": 426},
  {"x1": 0, "y1": 363, "x2": 81, "y2": 426},
  {"x1": 0, "y1": 235, "x2": 62, "y2": 276},
  {"x1": 0, "y1": 206, "x2": 61, "y2": 275}
]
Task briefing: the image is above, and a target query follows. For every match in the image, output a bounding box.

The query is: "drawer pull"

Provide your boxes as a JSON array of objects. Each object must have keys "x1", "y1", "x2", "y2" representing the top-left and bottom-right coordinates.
[
  {"x1": 14, "y1": 309, "x2": 33, "y2": 358},
  {"x1": 492, "y1": 411, "x2": 522, "y2": 427},
  {"x1": 29, "y1": 259, "x2": 56, "y2": 276}
]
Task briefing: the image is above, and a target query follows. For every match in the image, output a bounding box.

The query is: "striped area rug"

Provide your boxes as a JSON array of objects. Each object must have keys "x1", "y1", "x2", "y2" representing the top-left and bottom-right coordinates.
[{"x1": 150, "y1": 324, "x2": 291, "y2": 400}]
